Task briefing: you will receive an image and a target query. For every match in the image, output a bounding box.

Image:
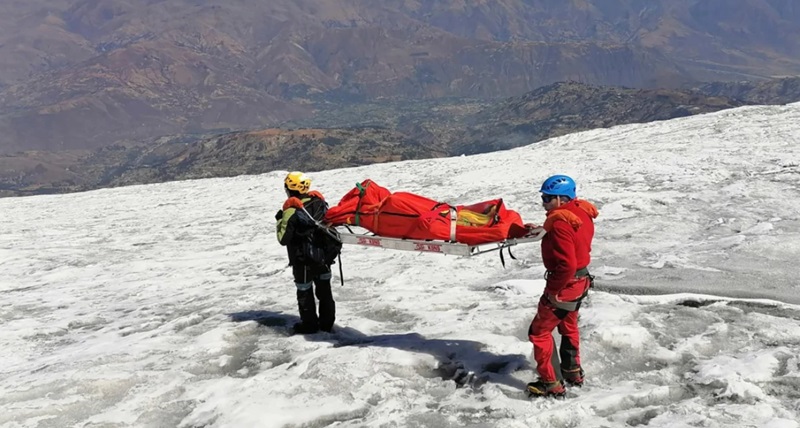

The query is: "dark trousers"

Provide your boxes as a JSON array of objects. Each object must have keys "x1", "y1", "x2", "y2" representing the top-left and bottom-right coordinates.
[{"x1": 292, "y1": 264, "x2": 335, "y2": 331}]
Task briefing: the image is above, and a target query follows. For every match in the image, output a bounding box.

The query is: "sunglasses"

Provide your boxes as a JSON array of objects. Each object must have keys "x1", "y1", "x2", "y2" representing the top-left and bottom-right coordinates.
[{"x1": 541, "y1": 194, "x2": 559, "y2": 203}]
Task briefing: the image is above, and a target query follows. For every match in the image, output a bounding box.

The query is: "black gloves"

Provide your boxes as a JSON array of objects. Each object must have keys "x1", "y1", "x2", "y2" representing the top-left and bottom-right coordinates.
[{"x1": 275, "y1": 210, "x2": 283, "y2": 220}]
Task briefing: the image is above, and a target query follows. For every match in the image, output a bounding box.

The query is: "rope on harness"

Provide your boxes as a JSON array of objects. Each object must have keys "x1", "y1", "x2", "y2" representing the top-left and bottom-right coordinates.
[{"x1": 300, "y1": 206, "x2": 342, "y2": 243}]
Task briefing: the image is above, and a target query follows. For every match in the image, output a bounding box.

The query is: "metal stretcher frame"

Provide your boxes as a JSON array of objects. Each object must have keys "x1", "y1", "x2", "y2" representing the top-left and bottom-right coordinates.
[{"x1": 336, "y1": 227, "x2": 547, "y2": 257}]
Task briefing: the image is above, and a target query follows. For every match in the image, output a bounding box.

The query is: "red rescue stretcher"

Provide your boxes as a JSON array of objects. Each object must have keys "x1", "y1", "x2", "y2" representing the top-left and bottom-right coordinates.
[{"x1": 324, "y1": 179, "x2": 546, "y2": 260}]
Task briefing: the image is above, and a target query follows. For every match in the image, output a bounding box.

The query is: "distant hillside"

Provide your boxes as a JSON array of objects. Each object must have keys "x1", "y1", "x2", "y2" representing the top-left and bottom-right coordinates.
[
  {"x1": 10, "y1": 79, "x2": 800, "y2": 197},
  {"x1": 697, "y1": 77, "x2": 800, "y2": 105},
  {"x1": 2, "y1": 0, "x2": 800, "y2": 153},
  {"x1": 0, "y1": 127, "x2": 442, "y2": 196},
  {"x1": 450, "y1": 82, "x2": 744, "y2": 154}
]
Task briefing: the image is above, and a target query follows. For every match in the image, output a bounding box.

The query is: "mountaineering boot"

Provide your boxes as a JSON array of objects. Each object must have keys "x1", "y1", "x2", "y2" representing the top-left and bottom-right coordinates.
[
  {"x1": 292, "y1": 322, "x2": 319, "y2": 335},
  {"x1": 526, "y1": 379, "x2": 566, "y2": 398},
  {"x1": 294, "y1": 288, "x2": 319, "y2": 334},
  {"x1": 562, "y1": 367, "x2": 585, "y2": 387}
]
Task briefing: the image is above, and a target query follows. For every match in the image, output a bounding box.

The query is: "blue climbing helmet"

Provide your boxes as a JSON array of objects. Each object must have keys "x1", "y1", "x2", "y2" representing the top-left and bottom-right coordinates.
[{"x1": 540, "y1": 175, "x2": 576, "y2": 199}]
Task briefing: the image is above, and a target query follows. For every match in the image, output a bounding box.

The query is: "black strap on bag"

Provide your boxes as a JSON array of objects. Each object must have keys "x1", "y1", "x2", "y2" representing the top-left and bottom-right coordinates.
[
  {"x1": 498, "y1": 245, "x2": 518, "y2": 268},
  {"x1": 301, "y1": 206, "x2": 345, "y2": 286},
  {"x1": 337, "y1": 252, "x2": 344, "y2": 286}
]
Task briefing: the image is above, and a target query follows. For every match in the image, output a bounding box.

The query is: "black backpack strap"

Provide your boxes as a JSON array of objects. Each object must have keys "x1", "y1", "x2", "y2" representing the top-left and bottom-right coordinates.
[
  {"x1": 337, "y1": 252, "x2": 344, "y2": 286},
  {"x1": 497, "y1": 244, "x2": 519, "y2": 268}
]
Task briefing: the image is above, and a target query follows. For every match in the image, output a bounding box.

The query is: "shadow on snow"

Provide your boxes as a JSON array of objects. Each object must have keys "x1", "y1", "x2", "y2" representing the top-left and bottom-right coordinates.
[{"x1": 229, "y1": 310, "x2": 531, "y2": 391}]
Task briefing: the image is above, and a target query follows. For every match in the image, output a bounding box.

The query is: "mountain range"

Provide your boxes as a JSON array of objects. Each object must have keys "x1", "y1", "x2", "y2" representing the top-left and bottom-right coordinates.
[
  {"x1": 2, "y1": 0, "x2": 800, "y2": 154},
  {"x1": 4, "y1": 78, "x2": 800, "y2": 197}
]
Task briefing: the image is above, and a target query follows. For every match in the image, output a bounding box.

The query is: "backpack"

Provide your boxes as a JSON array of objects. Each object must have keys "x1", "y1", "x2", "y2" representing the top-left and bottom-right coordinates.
[
  {"x1": 296, "y1": 198, "x2": 342, "y2": 267},
  {"x1": 303, "y1": 227, "x2": 343, "y2": 266}
]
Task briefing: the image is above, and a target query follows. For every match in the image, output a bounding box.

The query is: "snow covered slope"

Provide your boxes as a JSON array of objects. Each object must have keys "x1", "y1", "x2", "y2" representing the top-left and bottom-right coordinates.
[{"x1": 2, "y1": 103, "x2": 799, "y2": 427}]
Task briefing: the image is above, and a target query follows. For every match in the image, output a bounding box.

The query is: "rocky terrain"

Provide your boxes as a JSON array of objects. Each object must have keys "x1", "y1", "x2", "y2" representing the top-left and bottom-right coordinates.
[
  {"x1": 2, "y1": 0, "x2": 800, "y2": 154},
  {"x1": 8, "y1": 78, "x2": 800, "y2": 198},
  {"x1": 697, "y1": 77, "x2": 800, "y2": 105}
]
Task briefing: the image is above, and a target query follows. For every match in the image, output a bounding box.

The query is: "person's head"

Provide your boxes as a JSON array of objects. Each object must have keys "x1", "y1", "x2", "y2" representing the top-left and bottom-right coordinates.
[
  {"x1": 539, "y1": 174, "x2": 575, "y2": 211},
  {"x1": 284, "y1": 171, "x2": 311, "y2": 197}
]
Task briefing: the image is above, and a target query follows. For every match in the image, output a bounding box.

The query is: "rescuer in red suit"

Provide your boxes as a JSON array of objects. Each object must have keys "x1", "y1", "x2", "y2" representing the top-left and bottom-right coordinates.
[{"x1": 526, "y1": 175, "x2": 599, "y2": 398}]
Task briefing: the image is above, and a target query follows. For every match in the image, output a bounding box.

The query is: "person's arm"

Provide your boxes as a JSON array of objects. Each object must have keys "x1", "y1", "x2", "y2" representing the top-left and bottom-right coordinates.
[
  {"x1": 276, "y1": 207, "x2": 298, "y2": 246},
  {"x1": 545, "y1": 221, "x2": 578, "y2": 296},
  {"x1": 277, "y1": 197, "x2": 307, "y2": 245}
]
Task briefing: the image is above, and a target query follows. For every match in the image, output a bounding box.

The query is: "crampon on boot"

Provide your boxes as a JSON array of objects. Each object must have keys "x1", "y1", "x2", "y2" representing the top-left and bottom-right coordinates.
[
  {"x1": 562, "y1": 367, "x2": 585, "y2": 387},
  {"x1": 526, "y1": 380, "x2": 566, "y2": 398}
]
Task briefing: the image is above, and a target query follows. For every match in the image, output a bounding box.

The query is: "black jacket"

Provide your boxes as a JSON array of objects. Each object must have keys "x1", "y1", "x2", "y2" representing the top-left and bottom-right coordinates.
[{"x1": 276, "y1": 195, "x2": 328, "y2": 265}]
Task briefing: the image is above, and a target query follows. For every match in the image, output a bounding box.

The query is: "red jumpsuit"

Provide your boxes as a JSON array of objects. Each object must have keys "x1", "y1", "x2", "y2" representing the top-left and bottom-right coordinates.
[{"x1": 529, "y1": 199, "x2": 598, "y2": 382}]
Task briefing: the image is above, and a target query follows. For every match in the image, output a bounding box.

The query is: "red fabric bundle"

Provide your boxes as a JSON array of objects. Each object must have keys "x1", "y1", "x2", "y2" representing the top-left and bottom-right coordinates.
[{"x1": 324, "y1": 179, "x2": 528, "y2": 245}]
